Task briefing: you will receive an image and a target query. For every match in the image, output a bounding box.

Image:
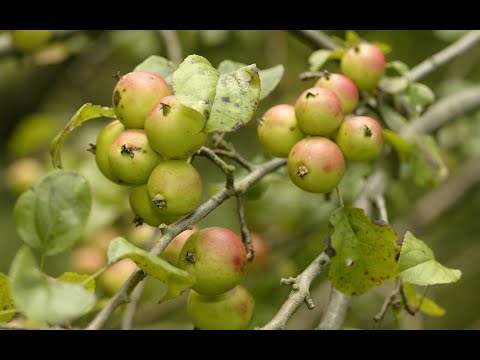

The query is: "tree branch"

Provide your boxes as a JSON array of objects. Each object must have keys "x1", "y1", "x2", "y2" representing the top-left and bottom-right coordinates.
[
  {"x1": 260, "y1": 252, "x2": 330, "y2": 330},
  {"x1": 407, "y1": 30, "x2": 480, "y2": 82},
  {"x1": 86, "y1": 157, "x2": 287, "y2": 330},
  {"x1": 288, "y1": 30, "x2": 339, "y2": 50},
  {"x1": 158, "y1": 30, "x2": 183, "y2": 64},
  {"x1": 316, "y1": 287, "x2": 351, "y2": 330},
  {"x1": 212, "y1": 148, "x2": 254, "y2": 171},
  {"x1": 236, "y1": 193, "x2": 254, "y2": 261},
  {"x1": 405, "y1": 85, "x2": 480, "y2": 137},
  {"x1": 197, "y1": 146, "x2": 236, "y2": 190}
]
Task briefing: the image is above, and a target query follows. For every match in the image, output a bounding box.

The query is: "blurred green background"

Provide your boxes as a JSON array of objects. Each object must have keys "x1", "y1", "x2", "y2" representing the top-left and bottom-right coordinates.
[{"x1": 1, "y1": 30, "x2": 479, "y2": 330}]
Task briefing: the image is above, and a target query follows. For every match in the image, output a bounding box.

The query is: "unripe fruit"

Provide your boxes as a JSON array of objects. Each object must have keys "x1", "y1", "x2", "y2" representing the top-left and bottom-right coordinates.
[
  {"x1": 99, "y1": 259, "x2": 138, "y2": 295},
  {"x1": 69, "y1": 245, "x2": 107, "y2": 274},
  {"x1": 179, "y1": 227, "x2": 247, "y2": 296},
  {"x1": 335, "y1": 116, "x2": 384, "y2": 161},
  {"x1": 341, "y1": 43, "x2": 386, "y2": 91},
  {"x1": 161, "y1": 226, "x2": 198, "y2": 265},
  {"x1": 257, "y1": 104, "x2": 304, "y2": 158},
  {"x1": 5, "y1": 158, "x2": 45, "y2": 195},
  {"x1": 147, "y1": 160, "x2": 202, "y2": 216},
  {"x1": 112, "y1": 71, "x2": 171, "y2": 129},
  {"x1": 129, "y1": 185, "x2": 180, "y2": 227},
  {"x1": 95, "y1": 120, "x2": 125, "y2": 184},
  {"x1": 10, "y1": 30, "x2": 53, "y2": 51},
  {"x1": 249, "y1": 233, "x2": 271, "y2": 271},
  {"x1": 294, "y1": 87, "x2": 343, "y2": 136},
  {"x1": 145, "y1": 95, "x2": 207, "y2": 159},
  {"x1": 287, "y1": 137, "x2": 345, "y2": 193},
  {"x1": 315, "y1": 73, "x2": 359, "y2": 114},
  {"x1": 187, "y1": 286, "x2": 255, "y2": 330},
  {"x1": 108, "y1": 129, "x2": 161, "y2": 185}
]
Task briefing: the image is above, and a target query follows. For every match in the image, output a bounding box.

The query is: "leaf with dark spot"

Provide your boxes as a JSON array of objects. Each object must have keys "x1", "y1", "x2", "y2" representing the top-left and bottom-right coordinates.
[
  {"x1": 205, "y1": 64, "x2": 260, "y2": 133},
  {"x1": 134, "y1": 55, "x2": 178, "y2": 85}
]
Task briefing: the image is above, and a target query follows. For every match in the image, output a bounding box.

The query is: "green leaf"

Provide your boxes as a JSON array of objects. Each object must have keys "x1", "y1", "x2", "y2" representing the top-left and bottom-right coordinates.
[
  {"x1": 398, "y1": 232, "x2": 461, "y2": 286},
  {"x1": 9, "y1": 247, "x2": 96, "y2": 324},
  {"x1": 14, "y1": 170, "x2": 92, "y2": 256},
  {"x1": 58, "y1": 272, "x2": 95, "y2": 293},
  {"x1": 327, "y1": 207, "x2": 400, "y2": 296},
  {"x1": 258, "y1": 64, "x2": 284, "y2": 100},
  {"x1": 328, "y1": 48, "x2": 346, "y2": 60},
  {"x1": 402, "y1": 83, "x2": 436, "y2": 115},
  {"x1": 383, "y1": 129, "x2": 413, "y2": 162},
  {"x1": 205, "y1": 64, "x2": 261, "y2": 133},
  {"x1": 378, "y1": 104, "x2": 409, "y2": 132},
  {"x1": 308, "y1": 49, "x2": 332, "y2": 71},
  {"x1": 107, "y1": 237, "x2": 195, "y2": 302},
  {"x1": 410, "y1": 135, "x2": 449, "y2": 188},
  {"x1": 378, "y1": 76, "x2": 409, "y2": 94},
  {"x1": 218, "y1": 60, "x2": 284, "y2": 100},
  {"x1": 0, "y1": 273, "x2": 15, "y2": 322},
  {"x1": 345, "y1": 30, "x2": 361, "y2": 47},
  {"x1": 50, "y1": 103, "x2": 115, "y2": 169},
  {"x1": 387, "y1": 61, "x2": 410, "y2": 75},
  {"x1": 172, "y1": 54, "x2": 220, "y2": 119},
  {"x1": 402, "y1": 282, "x2": 446, "y2": 317},
  {"x1": 331, "y1": 35, "x2": 346, "y2": 47},
  {"x1": 134, "y1": 55, "x2": 178, "y2": 85},
  {"x1": 373, "y1": 41, "x2": 392, "y2": 55}
]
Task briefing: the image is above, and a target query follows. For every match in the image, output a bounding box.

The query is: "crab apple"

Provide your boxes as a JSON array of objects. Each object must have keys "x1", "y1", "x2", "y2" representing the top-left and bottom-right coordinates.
[
  {"x1": 161, "y1": 226, "x2": 199, "y2": 265},
  {"x1": 10, "y1": 30, "x2": 53, "y2": 51},
  {"x1": 129, "y1": 185, "x2": 180, "y2": 227},
  {"x1": 95, "y1": 120, "x2": 125, "y2": 184},
  {"x1": 108, "y1": 129, "x2": 161, "y2": 185},
  {"x1": 147, "y1": 160, "x2": 202, "y2": 216},
  {"x1": 99, "y1": 259, "x2": 137, "y2": 295},
  {"x1": 112, "y1": 71, "x2": 171, "y2": 129},
  {"x1": 69, "y1": 245, "x2": 106, "y2": 274},
  {"x1": 187, "y1": 285, "x2": 255, "y2": 330},
  {"x1": 257, "y1": 104, "x2": 304, "y2": 158},
  {"x1": 295, "y1": 87, "x2": 343, "y2": 136},
  {"x1": 249, "y1": 233, "x2": 271, "y2": 271},
  {"x1": 6, "y1": 158, "x2": 45, "y2": 195},
  {"x1": 335, "y1": 116, "x2": 384, "y2": 161},
  {"x1": 287, "y1": 137, "x2": 345, "y2": 193},
  {"x1": 145, "y1": 95, "x2": 207, "y2": 159},
  {"x1": 341, "y1": 43, "x2": 386, "y2": 90},
  {"x1": 315, "y1": 73, "x2": 359, "y2": 114},
  {"x1": 179, "y1": 227, "x2": 247, "y2": 296}
]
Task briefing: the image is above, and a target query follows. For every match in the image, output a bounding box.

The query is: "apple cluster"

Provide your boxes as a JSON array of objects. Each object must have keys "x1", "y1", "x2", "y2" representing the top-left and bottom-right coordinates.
[
  {"x1": 258, "y1": 42, "x2": 386, "y2": 194},
  {"x1": 95, "y1": 71, "x2": 206, "y2": 227}
]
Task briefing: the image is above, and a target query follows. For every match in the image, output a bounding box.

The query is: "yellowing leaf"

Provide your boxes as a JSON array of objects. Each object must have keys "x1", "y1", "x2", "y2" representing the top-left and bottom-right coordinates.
[
  {"x1": 402, "y1": 282, "x2": 446, "y2": 317},
  {"x1": 58, "y1": 272, "x2": 96, "y2": 293},
  {"x1": 0, "y1": 273, "x2": 15, "y2": 322},
  {"x1": 327, "y1": 207, "x2": 400, "y2": 296}
]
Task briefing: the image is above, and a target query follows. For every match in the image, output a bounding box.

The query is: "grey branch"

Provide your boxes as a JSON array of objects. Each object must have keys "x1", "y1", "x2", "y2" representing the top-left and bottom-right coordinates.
[
  {"x1": 407, "y1": 30, "x2": 480, "y2": 82},
  {"x1": 260, "y1": 252, "x2": 331, "y2": 330},
  {"x1": 213, "y1": 148, "x2": 254, "y2": 171},
  {"x1": 86, "y1": 158, "x2": 286, "y2": 330},
  {"x1": 288, "y1": 30, "x2": 340, "y2": 50},
  {"x1": 405, "y1": 85, "x2": 480, "y2": 137},
  {"x1": 158, "y1": 30, "x2": 183, "y2": 64},
  {"x1": 316, "y1": 288, "x2": 351, "y2": 330}
]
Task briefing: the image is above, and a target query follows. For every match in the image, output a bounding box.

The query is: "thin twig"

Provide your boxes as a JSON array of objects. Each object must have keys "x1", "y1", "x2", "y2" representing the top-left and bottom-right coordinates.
[
  {"x1": 86, "y1": 158, "x2": 287, "y2": 330},
  {"x1": 288, "y1": 30, "x2": 339, "y2": 51},
  {"x1": 407, "y1": 30, "x2": 480, "y2": 82},
  {"x1": 197, "y1": 146, "x2": 236, "y2": 190},
  {"x1": 373, "y1": 194, "x2": 389, "y2": 223},
  {"x1": 236, "y1": 193, "x2": 254, "y2": 261},
  {"x1": 158, "y1": 30, "x2": 183, "y2": 64},
  {"x1": 212, "y1": 149, "x2": 254, "y2": 171},
  {"x1": 260, "y1": 252, "x2": 330, "y2": 330},
  {"x1": 373, "y1": 278, "x2": 401, "y2": 329},
  {"x1": 0, "y1": 322, "x2": 45, "y2": 330}
]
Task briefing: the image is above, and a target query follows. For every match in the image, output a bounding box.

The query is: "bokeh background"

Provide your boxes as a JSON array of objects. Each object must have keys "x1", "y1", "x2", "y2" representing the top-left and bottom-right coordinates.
[{"x1": 1, "y1": 30, "x2": 479, "y2": 329}]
